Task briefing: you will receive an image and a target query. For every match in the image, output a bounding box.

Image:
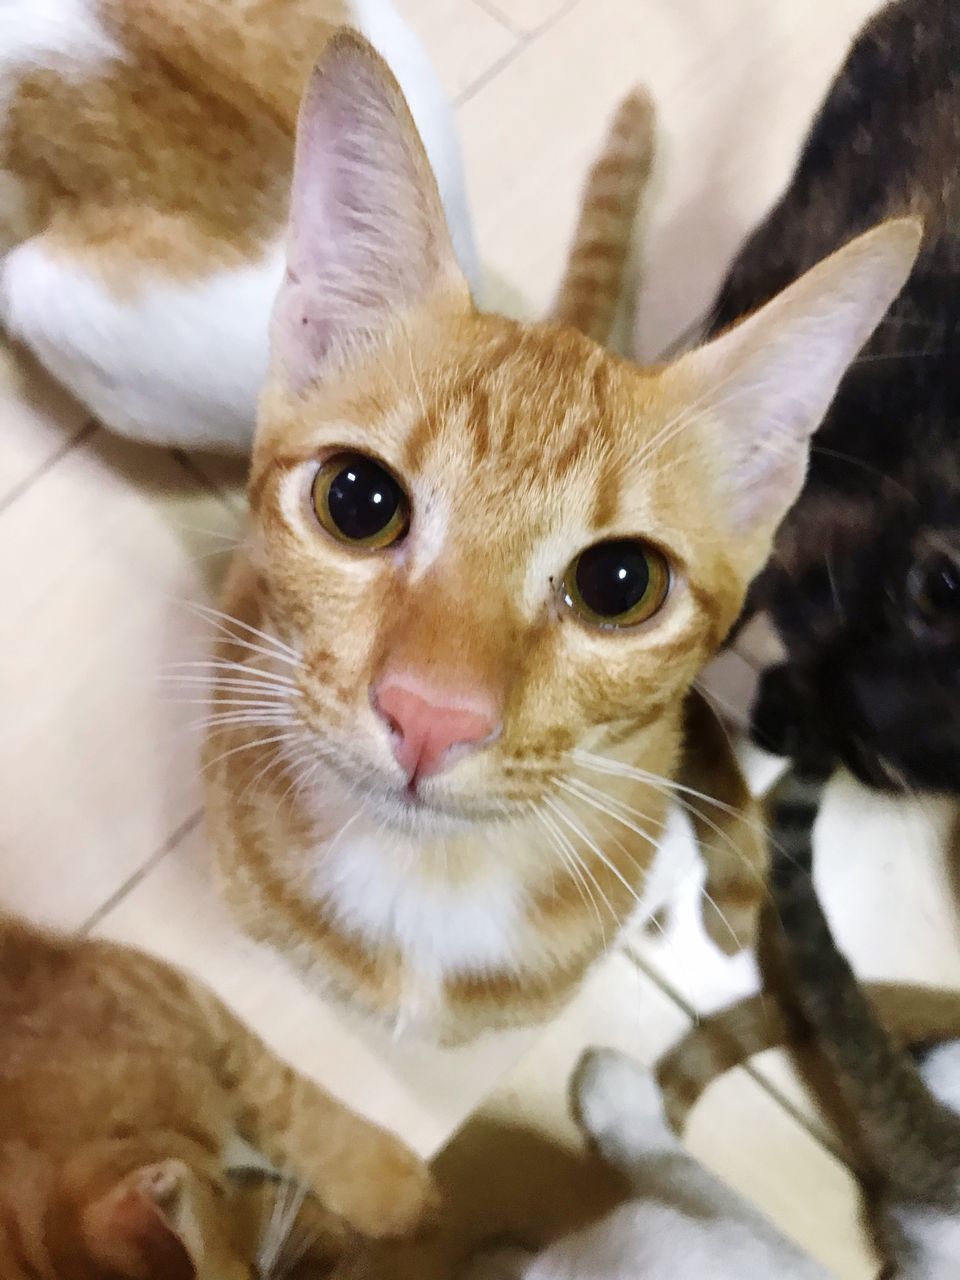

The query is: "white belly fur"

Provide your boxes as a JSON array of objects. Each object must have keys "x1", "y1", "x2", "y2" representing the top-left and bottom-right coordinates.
[{"x1": 0, "y1": 0, "x2": 478, "y2": 451}]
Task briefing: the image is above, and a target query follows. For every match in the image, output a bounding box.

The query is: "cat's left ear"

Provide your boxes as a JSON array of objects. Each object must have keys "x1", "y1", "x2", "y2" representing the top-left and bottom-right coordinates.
[
  {"x1": 665, "y1": 217, "x2": 922, "y2": 579},
  {"x1": 271, "y1": 30, "x2": 471, "y2": 392}
]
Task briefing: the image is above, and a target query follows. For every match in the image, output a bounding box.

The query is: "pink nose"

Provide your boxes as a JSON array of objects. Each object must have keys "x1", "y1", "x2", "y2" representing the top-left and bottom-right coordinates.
[{"x1": 374, "y1": 679, "x2": 498, "y2": 781}]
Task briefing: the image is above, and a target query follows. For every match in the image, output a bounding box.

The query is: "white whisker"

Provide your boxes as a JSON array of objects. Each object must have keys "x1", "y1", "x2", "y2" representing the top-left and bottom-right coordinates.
[
  {"x1": 166, "y1": 660, "x2": 299, "y2": 687},
  {"x1": 202, "y1": 731, "x2": 305, "y2": 775},
  {"x1": 182, "y1": 600, "x2": 301, "y2": 659}
]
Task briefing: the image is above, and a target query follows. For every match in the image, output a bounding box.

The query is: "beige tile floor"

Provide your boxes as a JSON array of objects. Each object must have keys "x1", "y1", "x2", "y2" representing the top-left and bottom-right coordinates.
[{"x1": 3, "y1": 2, "x2": 958, "y2": 1277}]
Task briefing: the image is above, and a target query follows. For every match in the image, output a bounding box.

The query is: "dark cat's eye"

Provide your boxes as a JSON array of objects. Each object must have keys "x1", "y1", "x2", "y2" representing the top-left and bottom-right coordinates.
[
  {"x1": 312, "y1": 453, "x2": 409, "y2": 549},
  {"x1": 563, "y1": 539, "x2": 670, "y2": 628},
  {"x1": 908, "y1": 553, "x2": 960, "y2": 622}
]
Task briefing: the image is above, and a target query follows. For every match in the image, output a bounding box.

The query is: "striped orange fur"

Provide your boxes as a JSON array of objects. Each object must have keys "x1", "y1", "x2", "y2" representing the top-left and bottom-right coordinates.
[
  {"x1": 0, "y1": 913, "x2": 435, "y2": 1279},
  {"x1": 204, "y1": 33, "x2": 920, "y2": 1043},
  {"x1": 550, "y1": 89, "x2": 656, "y2": 346}
]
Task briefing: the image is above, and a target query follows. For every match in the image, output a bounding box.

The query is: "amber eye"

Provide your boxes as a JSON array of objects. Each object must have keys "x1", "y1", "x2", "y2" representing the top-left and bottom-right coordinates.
[
  {"x1": 563, "y1": 539, "x2": 670, "y2": 628},
  {"x1": 312, "y1": 453, "x2": 409, "y2": 549}
]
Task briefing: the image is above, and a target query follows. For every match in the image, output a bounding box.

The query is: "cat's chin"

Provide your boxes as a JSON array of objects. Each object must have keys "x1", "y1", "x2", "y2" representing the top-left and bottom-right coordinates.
[
  {"x1": 337, "y1": 774, "x2": 521, "y2": 840},
  {"x1": 359, "y1": 788, "x2": 510, "y2": 839}
]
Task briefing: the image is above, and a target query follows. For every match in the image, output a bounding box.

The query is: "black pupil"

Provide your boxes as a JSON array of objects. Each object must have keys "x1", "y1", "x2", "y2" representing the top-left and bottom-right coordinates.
[
  {"x1": 923, "y1": 557, "x2": 960, "y2": 612},
  {"x1": 576, "y1": 541, "x2": 651, "y2": 618},
  {"x1": 327, "y1": 457, "x2": 402, "y2": 541}
]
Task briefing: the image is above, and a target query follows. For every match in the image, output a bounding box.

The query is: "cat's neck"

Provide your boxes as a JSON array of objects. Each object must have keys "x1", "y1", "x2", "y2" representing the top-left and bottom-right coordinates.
[{"x1": 212, "y1": 736, "x2": 669, "y2": 1040}]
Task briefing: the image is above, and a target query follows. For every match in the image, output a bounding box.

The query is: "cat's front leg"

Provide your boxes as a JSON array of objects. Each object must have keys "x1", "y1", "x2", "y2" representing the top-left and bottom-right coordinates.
[
  {"x1": 571, "y1": 1047, "x2": 679, "y2": 1174},
  {"x1": 231, "y1": 1042, "x2": 438, "y2": 1240}
]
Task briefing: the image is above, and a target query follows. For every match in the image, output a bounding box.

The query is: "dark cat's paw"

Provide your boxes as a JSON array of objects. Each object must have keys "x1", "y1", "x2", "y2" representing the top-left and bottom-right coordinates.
[
  {"x1": 750, "y1": 664, "x2": 805, "y2": 757},
  {"x1": 751, "y1": 664, "x2": 836, "y2": 774}
]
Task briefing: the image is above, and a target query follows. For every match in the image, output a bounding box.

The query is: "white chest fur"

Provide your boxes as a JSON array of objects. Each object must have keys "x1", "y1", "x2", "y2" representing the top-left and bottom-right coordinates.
[{"x1": 311, "y1": 827, "x2": 528, "y2": 984}]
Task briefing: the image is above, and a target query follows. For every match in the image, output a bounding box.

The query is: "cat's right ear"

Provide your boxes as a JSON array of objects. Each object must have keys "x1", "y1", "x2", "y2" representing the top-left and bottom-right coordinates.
[
  {"x1": 271, "y1": 30, "x2": 471, "y2": 392},
  {"x1": 665, "y1": 218, "x2": 922, "y2": 580}
]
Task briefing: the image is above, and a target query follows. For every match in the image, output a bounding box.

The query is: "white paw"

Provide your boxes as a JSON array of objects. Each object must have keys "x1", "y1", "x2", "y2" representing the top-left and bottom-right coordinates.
[{"x1": 572, "y1": 1047, "x2": 668, "y2": 1146}]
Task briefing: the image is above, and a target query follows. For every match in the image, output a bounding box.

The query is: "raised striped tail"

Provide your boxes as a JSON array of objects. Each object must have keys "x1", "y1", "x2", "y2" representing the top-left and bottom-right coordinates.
[
  {"x1": 549, "y1": 89, "x2": 656, "y2": 345},
  {"x1": 770, "y1": 763, "x2": 960, "y2": 1204}
]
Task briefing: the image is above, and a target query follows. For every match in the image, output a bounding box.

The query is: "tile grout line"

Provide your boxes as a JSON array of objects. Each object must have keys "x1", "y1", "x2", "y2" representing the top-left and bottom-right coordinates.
[
  {"x1": 0, "y1": 418, "x2": 98, "y2": 521},
  {"x1": 471, "y1": 0, "x2": 523, "y2": 40},
  {"x1": 80, "y1": 809, "x2": 203, "y2": 936},
  {"x1": 169, "y1": 447, "x2": 249, "y2": 516},
  {"x1": 620, "y1": 940, "x2": 852, "y2": 1170},
  {"x1": 456, "y1": 0, "x2": 584, "y2": 107}
]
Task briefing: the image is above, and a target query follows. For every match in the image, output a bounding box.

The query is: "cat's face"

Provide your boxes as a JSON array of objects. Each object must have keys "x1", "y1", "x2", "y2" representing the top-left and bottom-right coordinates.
[
  {"x1": 757, "y1": 483, "x2": 960, "y2": 793},
  {"x1": 249, "y1": 316, "x2": 750, "y2": 835},
  {"x1": 236, "y1": 32, "x2": 919, "y2": 847}
]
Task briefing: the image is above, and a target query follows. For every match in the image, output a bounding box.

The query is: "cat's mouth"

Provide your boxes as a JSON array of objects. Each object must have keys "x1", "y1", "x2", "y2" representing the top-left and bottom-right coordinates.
[{"x1": 352, "y1": 769, "x2": 523, "y2": 832}]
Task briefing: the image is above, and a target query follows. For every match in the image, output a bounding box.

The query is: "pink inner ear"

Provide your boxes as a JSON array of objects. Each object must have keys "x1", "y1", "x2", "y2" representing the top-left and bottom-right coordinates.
[
  {"x1": 270, "y1": 34, "x2": 462, "y2": 393},
  {"x1": 87, "y1": 1179, "x2": 196, "y2": 1280},
  {"x1": 271, "y1": 270, "x2": 339, "y2": 394}
]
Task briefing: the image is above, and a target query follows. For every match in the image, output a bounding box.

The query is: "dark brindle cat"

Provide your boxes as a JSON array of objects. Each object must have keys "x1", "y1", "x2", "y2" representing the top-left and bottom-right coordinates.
[{"x1": 708, "y1": 0, "x2": 960, "y2": 792}]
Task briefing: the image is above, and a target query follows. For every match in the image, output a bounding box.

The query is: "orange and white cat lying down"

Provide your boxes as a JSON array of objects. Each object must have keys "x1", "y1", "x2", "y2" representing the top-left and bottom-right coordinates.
[
  {"x1": 0, "y1": 0, "x2": 476, "y2": 451},
  {"x1": 202, "y1": 31, "x2": 921, "y2": 1044}
]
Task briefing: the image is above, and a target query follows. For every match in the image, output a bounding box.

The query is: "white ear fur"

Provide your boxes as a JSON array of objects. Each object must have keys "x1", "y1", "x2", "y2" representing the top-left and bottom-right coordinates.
[
  {"x1": 270, "y1": 30, "x2": 469, "y2": 391},
  {"x1": 670, "y1": 218, "x2": 922, "y2": 560}
]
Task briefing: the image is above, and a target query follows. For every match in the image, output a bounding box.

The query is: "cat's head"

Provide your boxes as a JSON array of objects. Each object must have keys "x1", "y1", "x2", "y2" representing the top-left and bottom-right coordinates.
[
  {"x1": 754, "y1": 466, "x2": 960, "y2": 793},
  {"x1": 40, "y1": 1158, "x2": 336, "y2": 1280},
  {"x1": 240, "y1": 31, "x2": 919, "y2": 839},
  {"x1": 41, "y1": 1158, "x2": 247, "y2": 1280}
]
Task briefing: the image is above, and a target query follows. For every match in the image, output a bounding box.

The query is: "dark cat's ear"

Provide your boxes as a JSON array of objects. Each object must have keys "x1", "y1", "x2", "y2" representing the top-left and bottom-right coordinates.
[
  {"x1": 84, "y1": 1160, "x2": 197, "y2": 1279},
  {"x1": 271, "y1": 29, "x2": 471, "y2": 391},
  {"x1": 667, "y1": 218, "x2": 921, "y2": 579}
]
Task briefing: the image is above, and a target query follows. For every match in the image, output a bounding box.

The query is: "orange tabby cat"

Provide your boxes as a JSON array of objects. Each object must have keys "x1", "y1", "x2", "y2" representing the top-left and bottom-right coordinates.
[
  {"x1": 0, "y1": 911, "x2": 435, "y2": 1278},
  {"x1": 203, "y1": 30, "x2": 920, "y2": 1044},
  {"x1": 0, "y1": 0, "x2": 475, "y2": 452}
]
